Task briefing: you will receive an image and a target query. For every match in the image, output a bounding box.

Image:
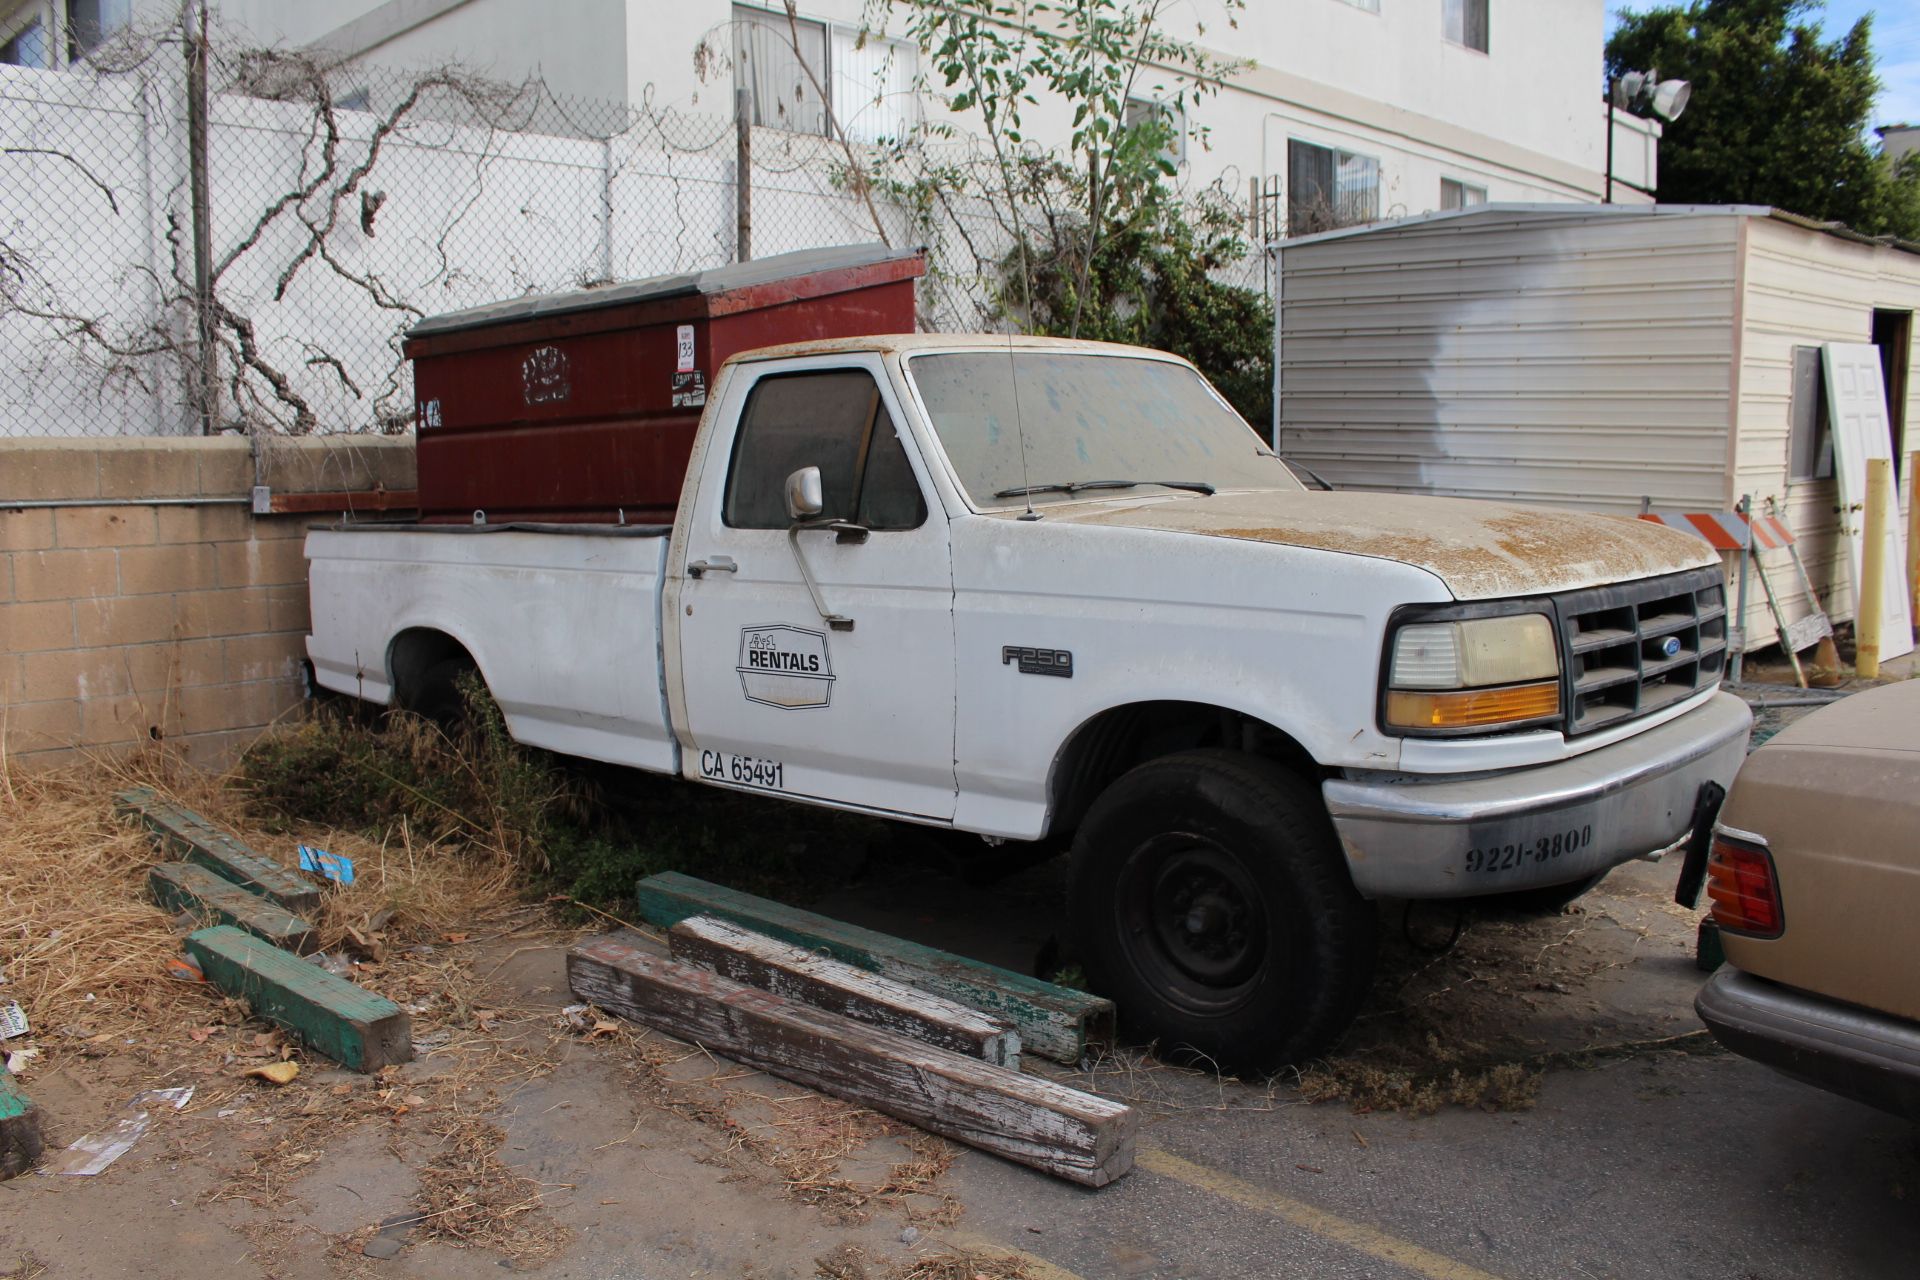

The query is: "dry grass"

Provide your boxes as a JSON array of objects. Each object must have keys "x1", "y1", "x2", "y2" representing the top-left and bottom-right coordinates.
[
  {"x1": 583, "y1": 1011, "x2": 960, "y2": 1226},
  {"x1": 0, "y1": 741, "x2": 586, "y2": 1267},
  {"x1": 0, "y1": 743, "x2": 528, "y2": 1057},
  {"x1": 885, "y1": 1247, "x2": 1034, "y2": 1279}
]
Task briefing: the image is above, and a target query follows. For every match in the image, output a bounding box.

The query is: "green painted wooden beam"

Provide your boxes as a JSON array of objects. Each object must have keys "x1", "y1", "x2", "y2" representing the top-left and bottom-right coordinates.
[
  {"x1": 150, "y1": 862, "x2": 318, "y2": 955},
  {"x1": 114, "y1": 788, "x2": 323, "y2": 916},
  {"x1": 0, "y1": 1066, "x2": 45, "y2": 1179},
  {"x1": 185, "y1": 926, "x2": 411, "y2": 1071},
  {"x1": 634, "y1": 871, "x2": 1113, "y2": 1064}
]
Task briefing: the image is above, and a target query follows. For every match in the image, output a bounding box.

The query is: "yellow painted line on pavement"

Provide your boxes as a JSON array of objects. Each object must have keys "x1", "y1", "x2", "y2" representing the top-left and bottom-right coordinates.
[
  {"x1": 944, "y1": 1230, "x2": 1090, "y2": 1280},
  {"x1": 1137, "y1": 1146, "x2": 1510, "y2": 1280}
]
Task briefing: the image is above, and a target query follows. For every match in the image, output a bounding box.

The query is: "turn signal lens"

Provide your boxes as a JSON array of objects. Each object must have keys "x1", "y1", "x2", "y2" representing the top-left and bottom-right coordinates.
[
  {"x1": 1384, "y1": 680, "x2": 1561, "y2": 729},
  {"x1": 1705, "y1": 829, "x2": 1783, "y2": 938}
]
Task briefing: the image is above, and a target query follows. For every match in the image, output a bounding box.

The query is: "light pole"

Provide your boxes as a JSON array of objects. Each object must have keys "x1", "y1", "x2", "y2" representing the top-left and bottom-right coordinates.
[{"x1": 1606, "y1": 68, "x2": 1692, "y2": 203}]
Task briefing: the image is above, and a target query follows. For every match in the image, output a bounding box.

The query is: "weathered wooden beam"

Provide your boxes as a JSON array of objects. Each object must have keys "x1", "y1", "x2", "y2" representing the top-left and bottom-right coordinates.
[
  {"x1": 114, "y1": 788, "x2": 323, "y2": 916},
  {"x1": 669, "y1": 915, "x2": 1020, "y2": 1068},
  {"x1": 185, "y1": 926, "x2": 411, "y2": 1071},
  {"x1": 150, "y1": 862, "x2": 318, "y2": 955},
  {"x1": 635, "y1": 872, "x2": 1112, "y2": 1064},
  {"x1": 569, "y1": 933, "x2": 1135, "y2": 1187},
  {"x1": 0, "y1": 1066, "x2": 44, "y2": 1179}
]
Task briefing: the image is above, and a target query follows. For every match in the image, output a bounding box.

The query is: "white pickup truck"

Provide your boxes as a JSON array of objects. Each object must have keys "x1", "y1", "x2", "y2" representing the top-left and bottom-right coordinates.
[{"x1": 307, "y1": 333, "x2": 1752, "y2": 1068}]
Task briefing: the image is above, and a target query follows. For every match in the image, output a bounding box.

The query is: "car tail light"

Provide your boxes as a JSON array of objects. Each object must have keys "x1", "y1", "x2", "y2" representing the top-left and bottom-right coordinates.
[{"x1": 1704, "y1": 826, "x2": 1783, "y2": 938}]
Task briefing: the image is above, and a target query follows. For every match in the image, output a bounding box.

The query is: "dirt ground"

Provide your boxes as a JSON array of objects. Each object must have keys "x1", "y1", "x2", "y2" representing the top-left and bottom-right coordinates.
[{"x1": 0, "y1": 676, "x2": 1913, "y2": 1280}]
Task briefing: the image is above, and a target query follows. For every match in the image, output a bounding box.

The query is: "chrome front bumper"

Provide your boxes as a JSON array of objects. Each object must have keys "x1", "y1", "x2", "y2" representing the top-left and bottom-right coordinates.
[
  {"x1": 1322, "y1": 691, "x2": 1752, "y2": 899},
  {"x1": 1697, "y1": 968, "x2": 1920, "y2": 1122}
]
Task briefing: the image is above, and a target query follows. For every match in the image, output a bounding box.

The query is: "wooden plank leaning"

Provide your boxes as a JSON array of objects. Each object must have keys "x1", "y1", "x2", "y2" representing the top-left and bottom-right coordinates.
[
  {"x1": 635, "y1": 872, "x2": 1112, "y2": 1064},
  {"x1": 669, "y1": 915, "x2": 1020, "y2": 1068},
  {"x1": 568, "y1": 932, "x2": 1135, "y2": 1187}
]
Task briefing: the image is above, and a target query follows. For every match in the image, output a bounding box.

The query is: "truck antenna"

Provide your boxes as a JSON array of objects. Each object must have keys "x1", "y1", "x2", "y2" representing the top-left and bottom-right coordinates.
[{"x1": 1008, "y1": 328, "x2": 1039, "y2": 522}]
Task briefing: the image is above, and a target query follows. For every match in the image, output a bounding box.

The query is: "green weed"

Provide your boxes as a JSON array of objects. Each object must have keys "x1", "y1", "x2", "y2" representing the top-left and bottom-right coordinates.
[{"x1": 238, "y1": 679, "x2": 884, "y2": 913}]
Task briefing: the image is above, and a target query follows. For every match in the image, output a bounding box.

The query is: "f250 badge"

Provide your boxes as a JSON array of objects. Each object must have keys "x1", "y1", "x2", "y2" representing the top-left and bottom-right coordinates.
[
  {"x1": 738, "y1": 625, "x2": 835, "y2": 708},
  {"x1": 1002, "y1": 646, "x2": 1073, "y2": 678}
]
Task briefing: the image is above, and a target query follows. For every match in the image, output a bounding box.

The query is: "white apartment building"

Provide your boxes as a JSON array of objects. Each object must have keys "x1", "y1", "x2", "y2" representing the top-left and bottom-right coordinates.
[{"x1": 2, "y1": 0, "x2": 1662, "y2": 232}]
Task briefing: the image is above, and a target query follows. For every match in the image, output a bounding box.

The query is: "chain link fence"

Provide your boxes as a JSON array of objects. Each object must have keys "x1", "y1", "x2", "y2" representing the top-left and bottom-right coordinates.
[{"x1": 0, "y1": 20, "x2": 1260, "y2": 439}]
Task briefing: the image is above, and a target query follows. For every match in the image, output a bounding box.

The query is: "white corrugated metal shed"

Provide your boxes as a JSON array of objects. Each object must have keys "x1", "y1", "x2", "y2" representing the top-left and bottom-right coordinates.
[{"x1": 1272, "y1": 202, "x2": 1920, "y2": 650}]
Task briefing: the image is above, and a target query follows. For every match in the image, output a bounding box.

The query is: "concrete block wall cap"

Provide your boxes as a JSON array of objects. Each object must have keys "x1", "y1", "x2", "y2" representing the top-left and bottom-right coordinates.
[{"x1": 255, "y1": 436, "x2": 417, "y2": 495}]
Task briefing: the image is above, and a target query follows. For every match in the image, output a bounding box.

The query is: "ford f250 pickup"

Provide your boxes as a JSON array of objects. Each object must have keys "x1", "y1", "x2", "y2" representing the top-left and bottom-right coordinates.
[{"x1": 306, "y1": 331, "x2": 1752, "y2": 1069}]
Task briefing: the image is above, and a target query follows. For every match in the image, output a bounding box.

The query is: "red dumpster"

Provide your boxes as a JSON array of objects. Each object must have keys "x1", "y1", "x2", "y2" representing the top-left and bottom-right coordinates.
[{"x1": 405, "y1": 243, "x2": 925, "y2": 524}]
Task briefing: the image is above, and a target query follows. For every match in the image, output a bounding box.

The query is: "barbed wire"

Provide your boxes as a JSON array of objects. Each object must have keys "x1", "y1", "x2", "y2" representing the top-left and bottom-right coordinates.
[{"x1": 0, "y1": 16, "x2": 1261, "y2": 438}]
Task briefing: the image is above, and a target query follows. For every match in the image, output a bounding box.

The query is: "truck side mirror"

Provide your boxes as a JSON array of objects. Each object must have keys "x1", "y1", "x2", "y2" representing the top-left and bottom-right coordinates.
[{"x1": 785, "y1": 466, "x2": 824, "y2": 522}]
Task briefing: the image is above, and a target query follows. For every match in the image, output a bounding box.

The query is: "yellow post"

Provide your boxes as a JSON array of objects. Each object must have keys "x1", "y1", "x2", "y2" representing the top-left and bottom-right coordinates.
[
  {"x1": 1908, "y1": 451, "x2": 1919, "y2": 634},
  {"x1": 1857, "y1": 457, "x2": 1892, "y2": 680}
]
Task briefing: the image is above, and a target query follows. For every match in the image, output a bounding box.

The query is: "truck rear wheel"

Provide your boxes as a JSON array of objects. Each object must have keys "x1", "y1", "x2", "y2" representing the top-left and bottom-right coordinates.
[{"x1": 1070, "y1": 749, "x2": 1376, "y2": 1073}]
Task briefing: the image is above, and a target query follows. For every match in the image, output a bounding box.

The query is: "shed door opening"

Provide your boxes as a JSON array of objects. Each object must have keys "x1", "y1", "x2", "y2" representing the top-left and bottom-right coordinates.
[{"x1": 1871, "y1": 308, "x2": 1911, "y2": 482}]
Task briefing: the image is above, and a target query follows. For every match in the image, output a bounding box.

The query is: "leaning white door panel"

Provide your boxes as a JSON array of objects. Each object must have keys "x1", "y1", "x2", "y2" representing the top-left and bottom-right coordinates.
[
  {"x1": 1823, "y1": 343, "x2": 1913, "y2": 659},
  {"x1": 673, "y1": 355, "x2": 958, "y2": 820}
]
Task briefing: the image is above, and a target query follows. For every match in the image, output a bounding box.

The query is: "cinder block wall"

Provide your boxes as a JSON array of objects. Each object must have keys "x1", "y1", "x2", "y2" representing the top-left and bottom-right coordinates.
[{"x1": 1, "y1": 436, "x2": 414, "y2": 769}]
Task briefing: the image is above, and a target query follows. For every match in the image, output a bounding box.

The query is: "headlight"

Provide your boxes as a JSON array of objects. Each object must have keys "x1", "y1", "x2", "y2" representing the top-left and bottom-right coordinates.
[{"x1": 1384, "y1": 613, "x2": 1561, "y2": 733}]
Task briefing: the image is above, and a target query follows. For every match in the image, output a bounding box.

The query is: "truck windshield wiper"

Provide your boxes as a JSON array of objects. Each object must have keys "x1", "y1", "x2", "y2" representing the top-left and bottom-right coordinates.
[{"x1": 993, "y1": 479, "x2": 1216, "y2": 499}]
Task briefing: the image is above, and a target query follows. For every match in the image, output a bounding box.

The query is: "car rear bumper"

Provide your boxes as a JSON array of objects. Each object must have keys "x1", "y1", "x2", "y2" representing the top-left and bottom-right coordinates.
[
  {"x1": 1696, "y1": 968, "x2": 1920, "y2": 1122},
  {"x1": 1322, "y1": 690, "x2": 1751, "y2": 899}
]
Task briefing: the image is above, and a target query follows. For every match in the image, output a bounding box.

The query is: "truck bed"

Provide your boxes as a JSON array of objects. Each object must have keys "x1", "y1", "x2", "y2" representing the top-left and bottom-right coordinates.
[{"x1": 305, "y1": 521, "x2": 679, "y2": 774}]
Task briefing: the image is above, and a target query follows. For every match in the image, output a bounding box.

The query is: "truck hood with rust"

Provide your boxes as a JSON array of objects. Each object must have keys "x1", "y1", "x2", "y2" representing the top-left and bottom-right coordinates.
[{"x1": 1044, "y1": 489, "x2": 1716, "y2": 600}]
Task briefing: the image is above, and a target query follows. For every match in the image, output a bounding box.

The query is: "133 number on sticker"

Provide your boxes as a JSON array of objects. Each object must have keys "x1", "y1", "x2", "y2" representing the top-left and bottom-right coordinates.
[{"x1": 700, "y1": 750, "x2": 785, "y2": 791}]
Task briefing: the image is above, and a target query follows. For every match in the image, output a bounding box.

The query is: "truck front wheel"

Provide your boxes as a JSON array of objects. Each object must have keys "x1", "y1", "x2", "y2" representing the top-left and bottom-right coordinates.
[{"x1": 1070, "y1": 749, "x2": 1376, "y2": 1073}]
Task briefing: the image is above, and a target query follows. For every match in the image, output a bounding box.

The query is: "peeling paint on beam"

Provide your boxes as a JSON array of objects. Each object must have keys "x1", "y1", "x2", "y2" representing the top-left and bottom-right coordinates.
[
  {"x1": 115, "y1": 787, "x2": 323, "y2": 916},
  {"x1": 634, "y1": 872, "x2": 1113, "y2": 1064},
  {"x1": 569, "y1": 933, "x2": 1135, "y2": 1187},
  {"x1": 669, "y1": 914, "x2": 1021, "y2": 1067}
]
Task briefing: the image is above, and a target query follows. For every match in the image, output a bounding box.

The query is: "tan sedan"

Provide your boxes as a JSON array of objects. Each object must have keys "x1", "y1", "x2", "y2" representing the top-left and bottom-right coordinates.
[{"x1": 1695, "y1": 677, "x2": 1920, "y2": 1120}]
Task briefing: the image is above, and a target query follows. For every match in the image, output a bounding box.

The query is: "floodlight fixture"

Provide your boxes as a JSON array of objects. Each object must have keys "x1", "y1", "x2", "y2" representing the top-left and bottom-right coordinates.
[{"x1": 1605, "y1": 67, "x2": 1693, "y2": 202}]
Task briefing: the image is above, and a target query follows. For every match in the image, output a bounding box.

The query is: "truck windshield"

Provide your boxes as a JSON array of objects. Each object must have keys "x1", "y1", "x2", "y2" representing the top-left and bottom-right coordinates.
[{"x1": 906, "y1": 351, "x2": 1297, "y2": 509}]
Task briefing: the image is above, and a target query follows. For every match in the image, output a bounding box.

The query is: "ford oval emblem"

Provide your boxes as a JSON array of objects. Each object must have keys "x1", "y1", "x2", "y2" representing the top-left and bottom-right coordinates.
[{"x1": 1659, "y1": 635, "x2": 1682, "y2": 658}]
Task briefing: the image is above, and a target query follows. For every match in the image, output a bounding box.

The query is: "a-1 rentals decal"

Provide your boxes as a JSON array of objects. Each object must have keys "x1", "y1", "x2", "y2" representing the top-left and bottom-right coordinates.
[{"x1": 737, "y1": 624, "x2": 835, "y2": 708}]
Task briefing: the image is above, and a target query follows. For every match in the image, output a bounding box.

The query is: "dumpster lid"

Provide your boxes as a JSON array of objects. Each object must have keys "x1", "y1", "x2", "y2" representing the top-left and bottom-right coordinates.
[{"x1": 408, "y1": 243, "x2": 922, "y2": 339}]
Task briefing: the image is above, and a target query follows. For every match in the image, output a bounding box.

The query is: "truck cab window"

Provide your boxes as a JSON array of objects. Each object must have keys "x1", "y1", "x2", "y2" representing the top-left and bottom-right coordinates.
[{"x1": 724, "y1": 369, "x2": 926, "y2": 530}]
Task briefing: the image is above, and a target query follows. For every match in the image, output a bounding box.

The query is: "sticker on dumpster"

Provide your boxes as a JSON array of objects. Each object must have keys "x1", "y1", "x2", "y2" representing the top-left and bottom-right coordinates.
[
  {"x1": 672, "y1": 370, "x2": 707, "y2": 409},
  {"x1": 522, "y1": 345, "x2": 570, "y2": 405},
  {"x1": 737, "y1": 624, "x2": 834, "y2": 709},
  {"x1": 676, "y1": 324, "x2": 696, "y2": 373}
]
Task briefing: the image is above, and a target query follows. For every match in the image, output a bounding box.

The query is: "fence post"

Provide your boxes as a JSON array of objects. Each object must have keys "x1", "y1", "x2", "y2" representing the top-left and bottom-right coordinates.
[
  {"x1": 183, "y1": 0, "x2": 217, "y2": 435},
  {"x1": 735, "y1": 86, "x2": 752, "y2": 263},
  {"x1": 599, "y1": 136, "x2": 615, "y2": 282}
]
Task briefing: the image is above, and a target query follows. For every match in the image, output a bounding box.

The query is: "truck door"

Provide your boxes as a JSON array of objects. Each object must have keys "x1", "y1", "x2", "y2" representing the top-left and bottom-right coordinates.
[{"x1": 673, "y1": 356, "x2": 957, "y2": 821}]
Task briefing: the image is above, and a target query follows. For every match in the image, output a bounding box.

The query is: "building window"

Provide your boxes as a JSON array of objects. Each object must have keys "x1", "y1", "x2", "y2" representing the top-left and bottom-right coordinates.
[
  {"x1": 733, "y1": 4, "x2": 918, "y2": 143},
  {"x1": 828, "y1": 26, "x2": 918, "y2": 144},
  {"x1": 1440, "y1": 178, "x2": 1487, "y2": 210},
  {"x1": 1444, "y1": 0, "x2": 1489, "y2": 52},
  {"x1": 1788, "y1": 346, "x2": 1834, "y2": 482},
  {"x1": 66, "y1": 0, "x2": 130, "y2": 61},
  {"x1": 1, "y1": 18, "x2": 51, "y2": 68},
  {"x1": 1124, "y1": 95, "x2": 1185, "y2": 167},
  {"x1": 1287, "y1": 139, "x2": 1380, "y2": 234}
]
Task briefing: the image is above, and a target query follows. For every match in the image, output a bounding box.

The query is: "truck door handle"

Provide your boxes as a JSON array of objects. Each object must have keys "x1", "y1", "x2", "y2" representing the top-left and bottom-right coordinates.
[{"x1": 687, "y1": 555, "x2": 737, "y2": 578}]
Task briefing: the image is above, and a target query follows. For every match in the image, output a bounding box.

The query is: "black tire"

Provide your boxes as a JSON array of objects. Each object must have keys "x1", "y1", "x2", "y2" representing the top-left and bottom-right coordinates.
[
  {"x1": 1069, "y1": 749, "x2": 1377, "y2": 1073},
  {"x1": 1468, "y1": 870, "x2": 1608, "y2": 916}
]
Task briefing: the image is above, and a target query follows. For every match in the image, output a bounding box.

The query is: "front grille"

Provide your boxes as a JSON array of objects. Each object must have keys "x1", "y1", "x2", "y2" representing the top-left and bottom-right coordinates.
[{"x1": 1553, "y1": 567, "x2": 1727, "y2": 736}]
